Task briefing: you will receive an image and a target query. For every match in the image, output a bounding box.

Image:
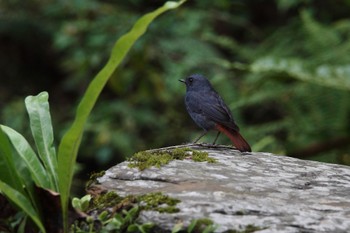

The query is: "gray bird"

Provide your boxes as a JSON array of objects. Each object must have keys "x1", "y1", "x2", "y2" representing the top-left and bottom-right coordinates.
[{"x1": 179, "y1": 74, "x2": 251, "y2": 152}]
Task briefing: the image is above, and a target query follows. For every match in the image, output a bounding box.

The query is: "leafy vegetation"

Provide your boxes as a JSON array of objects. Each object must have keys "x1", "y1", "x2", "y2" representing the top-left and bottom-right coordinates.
[
  {"x1": 171, "y1": 218, "x2": 220, "y2": 233},
  {"x1": 72, "y1": 205, "x2": 154, "y2": 233},
  {"x1": 0, "y1": 92, "x2": 58, "y2": 233},
  {"x1": 72, "y1": 191, "x2": 181, "y2": 233},
  {"x1": 57, "y1": 1, "x2": 186, "y2": 230}
]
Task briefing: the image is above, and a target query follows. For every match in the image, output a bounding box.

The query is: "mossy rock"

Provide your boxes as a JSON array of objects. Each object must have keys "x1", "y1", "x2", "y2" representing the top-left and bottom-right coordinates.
[{"x1": 128, "y1": 147, "x2": 216, "y2": 171}]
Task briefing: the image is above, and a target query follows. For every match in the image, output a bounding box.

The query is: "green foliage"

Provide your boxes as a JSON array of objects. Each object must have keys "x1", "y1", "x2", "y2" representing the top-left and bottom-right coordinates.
[
  {"x1": 187, "y1": 218, "x2": 218, "y2": 233},
  {"x1": 72, "y1": 191, "x2": 180, "y2": 233},
  {"x1": 72, "y1": 206, "x2": 155, "y2": 233},
  {"x1": 56, "y1": 1, "x2": 186, "y2": 230},
  {"x1": 0, "y1": 92, "x2": 58, "y2": 233},
  {"x1": 72, "y1": 194, "x2": 92, "y2": 212},
  {"x1": 171, "y1": 218, "x2": 218, "y2": 233},
  {"x1": 25, "y1": 93, "x2": 58, "y2": 191},
  {"x1": 0, "y1": 181, "x2": 45, "y2": 232},
  {"x1": 0, "y1": 212, "x2": 27, "y2": 233},
  {"x1": 238, "y1": 8, "x2": 350, "y2": 158},
  {"x1": 89, "y1": 191, "x2": 180, "y2": 214}
]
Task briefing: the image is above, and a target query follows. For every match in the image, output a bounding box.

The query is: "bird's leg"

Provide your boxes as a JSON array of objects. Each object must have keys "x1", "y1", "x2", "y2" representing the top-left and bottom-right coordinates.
[
  {"x1": 193, "y1": 131, "x2": 208, "y2": 143},
  {"x1": 212, "y1": 131, "x2": 221, "y2": 145}
]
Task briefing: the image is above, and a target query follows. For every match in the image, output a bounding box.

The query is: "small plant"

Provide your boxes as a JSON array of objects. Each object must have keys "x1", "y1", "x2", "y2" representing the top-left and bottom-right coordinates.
[
  {"x1": 72, "y1": 195, "x2": 92, "y2": 212},
  {"x1": 72, "y1": 206, "x2": 155, "y2": 233},
  {"x1": 0, "y1": 92, "x2": 59, "y2": 233},
  {"x1": 72, "y1": 191, "x2": 181, "y2": 233},
  {"x1": 71, "y1": 191, "x2": 182, "y2": 232},
  {"x1": 171, "y1": 218, "x2": 218, "y2": 233}
]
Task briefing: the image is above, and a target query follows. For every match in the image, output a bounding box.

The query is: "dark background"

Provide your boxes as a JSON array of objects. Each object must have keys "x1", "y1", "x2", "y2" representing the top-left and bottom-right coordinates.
[{"x1": 1, "y1": 0, "x2": 350, "y2": 194}]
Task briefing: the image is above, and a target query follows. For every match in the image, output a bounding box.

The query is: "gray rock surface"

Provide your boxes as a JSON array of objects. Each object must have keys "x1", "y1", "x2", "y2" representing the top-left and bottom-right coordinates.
[{"x1": 95, "y1": 144, "x2": 350, "y2": 232}]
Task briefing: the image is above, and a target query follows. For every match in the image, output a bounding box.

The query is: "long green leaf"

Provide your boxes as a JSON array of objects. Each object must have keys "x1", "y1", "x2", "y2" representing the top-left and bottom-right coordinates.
[
  {"x1": 0, "y1": 125, "x2": 50, "y2": 188},
  {"x1": 0, "y1": 126, "x2": 24, "y2": 193},
  {"x1": 25, "y1": 92, "x2": 58, "y2": 191},
  {"x1": 0, "y1": 181, "x2": 46, "y2": 233},
  {"x1": 57, "y1": 0, "x2": 186, "y2": 230},
  {"x1": 0, "y1": 126, "x2": 42, "y2": 221}
]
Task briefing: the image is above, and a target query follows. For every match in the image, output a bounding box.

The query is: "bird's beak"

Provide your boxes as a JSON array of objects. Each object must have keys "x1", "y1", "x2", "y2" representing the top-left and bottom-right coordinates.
[{"x1": 179, "y1": 79, "x2": 185, "y2": 83}]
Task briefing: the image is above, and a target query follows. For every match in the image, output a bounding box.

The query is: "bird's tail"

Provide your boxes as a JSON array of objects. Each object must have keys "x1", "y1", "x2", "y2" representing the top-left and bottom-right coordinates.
[{"x1": 215, "y1": 124, "x2": 251, "y2": 152}]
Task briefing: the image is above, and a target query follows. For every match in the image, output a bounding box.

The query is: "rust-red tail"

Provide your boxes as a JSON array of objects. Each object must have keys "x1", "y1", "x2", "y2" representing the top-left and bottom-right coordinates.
[{"x1": 215, "y1": 124, "x2": 251, "y2": 152}]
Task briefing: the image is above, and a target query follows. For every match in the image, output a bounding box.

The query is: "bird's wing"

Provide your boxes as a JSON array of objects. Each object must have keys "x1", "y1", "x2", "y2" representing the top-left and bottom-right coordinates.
[{"x1": 189, "y1": 90, "x2": 240, "y2": 131}]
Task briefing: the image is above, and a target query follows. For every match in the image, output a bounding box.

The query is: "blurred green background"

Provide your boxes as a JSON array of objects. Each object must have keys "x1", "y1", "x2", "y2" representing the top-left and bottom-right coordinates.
[{"x1": 1, "y1": 0, "x2": 350, "y2": 193}]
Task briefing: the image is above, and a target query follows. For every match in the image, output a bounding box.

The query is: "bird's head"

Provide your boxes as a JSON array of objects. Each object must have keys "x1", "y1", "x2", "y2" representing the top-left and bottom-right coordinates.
[{"x1": 179, "y1": 74, "x2": 213, "y2": 91}]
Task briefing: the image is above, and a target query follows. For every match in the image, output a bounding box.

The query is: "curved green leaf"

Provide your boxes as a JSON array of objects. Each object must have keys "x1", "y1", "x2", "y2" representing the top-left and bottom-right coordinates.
[
  {"x1": 57, "y1": 1, "x2": 186, "y2": 230},
  {"x1": 0, "y1": 127, "x2": 24, "y2": 193},
  {"x1": 0, "y1": 125, "x2": 50, "y2": 188},
  {"x1": 25, "y1": 92, "x2": 58, "y2": 191},
  {"x1": 0, "y1": 180, "x2": 46, "y2": 233},
  {"x1": 0, "y1": 126, "x2": 41, "y2": 218}
]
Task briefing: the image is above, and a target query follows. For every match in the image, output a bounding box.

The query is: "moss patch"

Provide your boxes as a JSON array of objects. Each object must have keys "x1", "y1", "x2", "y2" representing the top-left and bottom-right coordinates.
[
  {"x1": 128, "y1": 150, "x2": 174, "y2": 171},
  {"x1": 85, "y1": 170, "x2": 105, "y2": 189},
  {"x1": 137, "y1": 192, "x2": 181, "y2": 213},
  {"x1": 90, "y1": 191, "x2": 124, "y2": 210},
  {"x1": 191, "y1": 151, "x2": 216, "y2": 163},
  {"x1": 89, "y1": 191, "x2": 180, "y2": 215},
  {"x1": 128, "y1": 147, "x2": 216, "y2": 170}
]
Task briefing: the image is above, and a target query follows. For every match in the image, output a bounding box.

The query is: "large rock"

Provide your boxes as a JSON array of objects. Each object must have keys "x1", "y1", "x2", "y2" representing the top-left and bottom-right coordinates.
[{"x1": 95, "y1": 144, "x2": 350, "y2": 232}]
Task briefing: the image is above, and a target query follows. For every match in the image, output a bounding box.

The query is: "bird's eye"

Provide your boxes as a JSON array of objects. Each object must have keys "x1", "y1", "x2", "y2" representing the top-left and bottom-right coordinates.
[{"x1": 188, "y1": 77, "x2": 193, "y2": 83}]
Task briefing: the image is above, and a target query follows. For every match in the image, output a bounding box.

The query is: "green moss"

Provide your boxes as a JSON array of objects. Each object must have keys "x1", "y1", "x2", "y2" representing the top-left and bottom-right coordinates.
[
  {"x1": 137, "y1": 192, "x2": 181, "y2": 213},
  {"x1": 85, "y1": 170, "x2": 106, "y2": 188},
  {"x1": 191, "y1": 150, "x2": 217, "y2": 163},
  {"x1": 89, "y1": 191, "x2": 180, "y2": 215},
  {"x1": 127, "y1": 151, "x2": 173, "y2": 171},
  {"x1": 128, "y1": 147, "x2": 216, "y2": 170},
  {"x1": 91, "y1": 191, "x2": 124, "y2": 210},
  {"x1": 170, "y1": 148, "x2": 192, "y2": 160}
]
